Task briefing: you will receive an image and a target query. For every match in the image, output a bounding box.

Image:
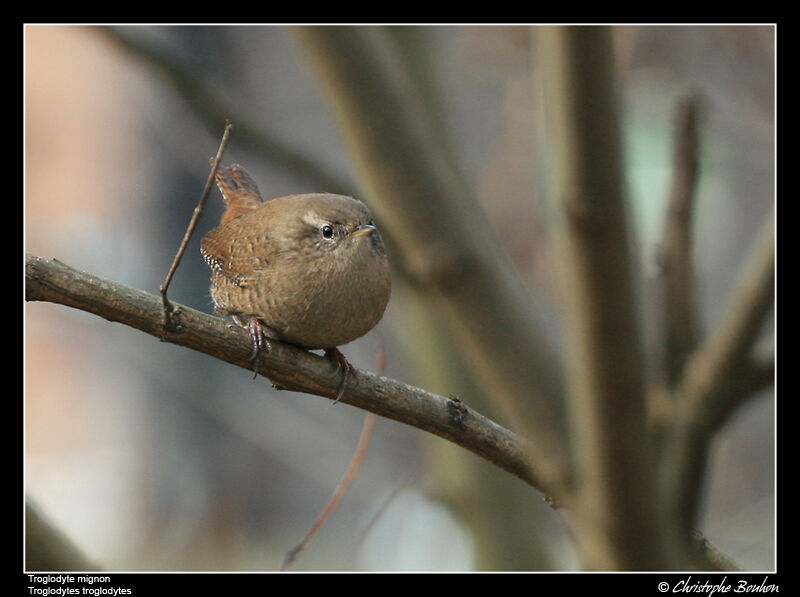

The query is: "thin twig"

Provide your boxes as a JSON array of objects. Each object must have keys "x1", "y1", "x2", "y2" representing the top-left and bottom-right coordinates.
[
  {"x1": 159, "y1": 121, "x2": 233, "y2": 329},
  {"x1": 280, "y1": 332, "x2": 386, "y2": 570},
  {"x1": 660, "y1": 95, "x2": 702, "y2": 388},
  {"x1": 280, "y1": 413, "x2": 377, "y2": 570}
]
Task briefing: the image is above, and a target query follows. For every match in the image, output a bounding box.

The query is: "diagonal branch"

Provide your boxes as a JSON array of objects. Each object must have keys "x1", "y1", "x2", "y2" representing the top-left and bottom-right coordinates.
[
  {"x1": 160, "y1": 121, "x2": 233, "y2": 327},
  {"x1": 25, "y1": 253, "x2": 550, "y2": 499},
  {"x1": 679, "y1": 208, "x2": 775, "y2": 425},
  {"x1": 662, "y1": 208, "x2": 774, "y2": 532}
]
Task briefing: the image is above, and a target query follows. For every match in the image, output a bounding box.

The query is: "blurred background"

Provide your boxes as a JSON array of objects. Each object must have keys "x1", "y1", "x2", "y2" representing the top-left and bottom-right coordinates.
[{"x1": 24, "y1": 25, "x2": 774, "y2": 571}]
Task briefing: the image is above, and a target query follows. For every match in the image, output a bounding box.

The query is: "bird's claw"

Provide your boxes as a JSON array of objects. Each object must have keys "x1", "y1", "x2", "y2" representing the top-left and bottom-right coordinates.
[
  {"x1": 324, "y1": 347, "x2": 355, "y2": 404},
  {"x1": 248, "y1": 318, "x2": 272, "y2": 379}
]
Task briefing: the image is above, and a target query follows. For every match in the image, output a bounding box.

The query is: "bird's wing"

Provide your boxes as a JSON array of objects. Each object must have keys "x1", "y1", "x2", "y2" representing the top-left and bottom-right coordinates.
[{"x1": 200, "y1": 212, "x2": 278, "y2": 286}]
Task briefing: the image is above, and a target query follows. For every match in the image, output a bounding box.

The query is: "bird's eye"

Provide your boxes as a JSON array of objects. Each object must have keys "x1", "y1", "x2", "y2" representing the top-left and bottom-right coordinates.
[{"x1": 321, "y1": 225, "x2": 334, "y2": 239}]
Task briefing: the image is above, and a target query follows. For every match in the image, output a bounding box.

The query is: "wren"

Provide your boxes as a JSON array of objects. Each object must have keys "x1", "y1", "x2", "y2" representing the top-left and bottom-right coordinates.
[{"x1": 200, "y1": 164, "x2": 391, "y2": 402}]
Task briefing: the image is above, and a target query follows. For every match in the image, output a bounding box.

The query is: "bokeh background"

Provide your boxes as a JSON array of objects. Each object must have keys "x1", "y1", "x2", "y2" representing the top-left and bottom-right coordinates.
[{"x1": 24, "y1": 24, "x2": 774, "y2": 571}]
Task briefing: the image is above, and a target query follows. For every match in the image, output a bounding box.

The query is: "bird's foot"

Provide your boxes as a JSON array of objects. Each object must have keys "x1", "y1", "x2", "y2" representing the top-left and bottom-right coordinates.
[
  {"x1": 247, "y1": 318, "x2": 272, "y2": 379},
  {"x1": 324, "y1": 347, "x2": 355, "y2": 404}
]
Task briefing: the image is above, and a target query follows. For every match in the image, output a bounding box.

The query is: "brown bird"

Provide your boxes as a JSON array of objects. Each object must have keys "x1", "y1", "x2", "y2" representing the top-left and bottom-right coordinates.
[{"x1": 200, "y1": 165, "x2": 391, "y2": 402}]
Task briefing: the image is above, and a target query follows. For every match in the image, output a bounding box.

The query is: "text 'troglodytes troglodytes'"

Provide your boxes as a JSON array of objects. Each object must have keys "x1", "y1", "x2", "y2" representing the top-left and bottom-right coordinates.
[{"x1": 200, "y1": 165, "x2": 391, "y2": 402}]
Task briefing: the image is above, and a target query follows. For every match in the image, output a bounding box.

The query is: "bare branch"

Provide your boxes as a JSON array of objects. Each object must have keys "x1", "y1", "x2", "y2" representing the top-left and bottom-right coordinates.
[
  {"x1": 280, "y1": 412, "x2": 377, "y2": 570},
  {"x1": 660, "y1": 95, "x2": 702, "y2": 387},
  {"x1": 159, "y1": 121, "x2": 233, "y2": 327},
  {"x1": 661, "y1": 207, "x2": 774, "y2": 533},
  {"x1": 540, "y1": 26, "x2": 670, "y2": 570},
  {"x1": 281, "y1": 332, "x2": 387, "y2": 570},
  {"x1": 25, "y1": 245, "x2": 744, "y2": 571},
  {"x1": 680, "y1": 208, "x2": 775, "y2": 423},
  {"x1": 708, "y1": 350, "x2": 774, "y2": 427},
  {"x1": 25, "y1": 253, "x2": 549, "y2": 499}
]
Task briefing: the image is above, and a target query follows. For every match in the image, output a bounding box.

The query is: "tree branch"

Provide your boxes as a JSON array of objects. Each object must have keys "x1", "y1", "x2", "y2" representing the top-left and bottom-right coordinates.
[
  {"x1": 293, "y1": 26, "x2": 570, "y2": 499},
  {"x1": 25, "y1": 253, "x2": 550, "y2": 499},
  {"x1": 705, "y1": 350, "x2": 774, "y2": 430},
  {"x1": 663, "y1": 208, "x2": 774, "y2": 532},
  {"x1": 540, "y1": 26, "x2": 670, "y2": 569},
  {"x1": 660, "y1": 95, "x2": 702, "y2": 388},
  {"x1": 679, "y1": 208, "x2": 775, "y2": 425},
  {"x1": 159, "y1": 121, "x2": 233, "y2": 327}
]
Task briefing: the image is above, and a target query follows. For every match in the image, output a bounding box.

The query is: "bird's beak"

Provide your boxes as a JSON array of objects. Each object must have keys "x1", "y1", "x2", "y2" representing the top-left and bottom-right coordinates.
[{"x1": 351, "y1": 224, "x2": 377, "y2": 239}]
